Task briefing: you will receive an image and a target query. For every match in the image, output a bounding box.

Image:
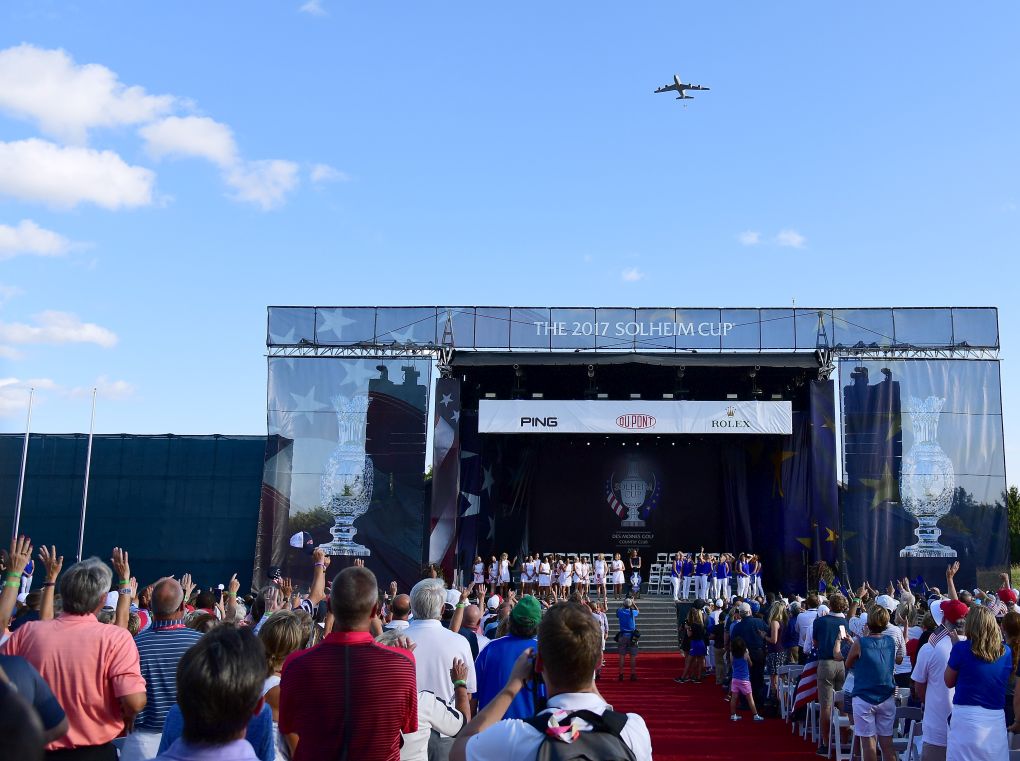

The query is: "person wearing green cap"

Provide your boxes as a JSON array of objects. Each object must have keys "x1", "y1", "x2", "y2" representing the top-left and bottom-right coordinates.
[{"x1": 473, "y1": 595, "x2": 543, "y2": 719}]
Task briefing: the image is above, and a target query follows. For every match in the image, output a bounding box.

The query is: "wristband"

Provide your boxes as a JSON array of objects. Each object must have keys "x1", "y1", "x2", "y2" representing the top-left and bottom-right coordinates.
[
  {"x1": 314, "y1": 562, "x2": 325, "y2": 568},
  {"x1": 42, "y1": 581, "x2": 55, "y2": 587},
  {"x1": 5, "y1": 572, "x2": 20, "y2": 580},
  {"x1": 453, "y1": 679, "x2": 467, "y2": 688},
  {"x1": 119, "y1": 579, "x2": 131, "y2": 587},
  {"x1": 456, "y1": 603, "x2": 466, "y2": 609},
  {"x1": 118, "y1": 588, "x2": 132, "y2": 595},
  {"x1": 227, "y1": 591, "x2": 237, "y2": 597},
  {"x1": 4, "y1": 580, "x2": 19, "y2": 588}
]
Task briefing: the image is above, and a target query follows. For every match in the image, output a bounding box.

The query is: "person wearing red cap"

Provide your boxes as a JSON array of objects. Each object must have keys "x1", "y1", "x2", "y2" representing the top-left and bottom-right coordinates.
[{"x1": 912, "y1": 598, "x2": 969, "y2": 760}]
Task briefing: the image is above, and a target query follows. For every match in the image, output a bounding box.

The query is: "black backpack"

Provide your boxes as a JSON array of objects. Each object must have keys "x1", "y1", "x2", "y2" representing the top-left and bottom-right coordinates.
[{"x1": 523, "y1": 709, "x2": 637, "y2": 761}]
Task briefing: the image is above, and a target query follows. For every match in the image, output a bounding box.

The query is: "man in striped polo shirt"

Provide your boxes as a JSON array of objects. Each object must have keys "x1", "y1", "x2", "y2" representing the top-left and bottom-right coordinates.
[{"x1": 121, "y1": 577, "x2": 204, "y2": 761}]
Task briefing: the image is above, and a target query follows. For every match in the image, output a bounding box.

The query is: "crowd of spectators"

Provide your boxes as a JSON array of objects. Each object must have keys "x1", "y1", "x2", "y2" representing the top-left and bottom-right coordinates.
[{"x1": 1, "y1": 536, "x2": 652, "y2": 761}]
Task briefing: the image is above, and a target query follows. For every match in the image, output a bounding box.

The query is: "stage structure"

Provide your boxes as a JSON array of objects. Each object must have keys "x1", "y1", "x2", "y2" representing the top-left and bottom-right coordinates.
[{"x1": 258, "y1": 307, "x2": 1006, "y2": 593}]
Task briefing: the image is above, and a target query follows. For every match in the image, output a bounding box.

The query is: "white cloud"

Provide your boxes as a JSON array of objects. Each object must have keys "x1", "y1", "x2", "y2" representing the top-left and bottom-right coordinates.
[
  {"x1": 140, "y1": 116, "x2": 238, "y2": 167},
  {"x1": 299, "y1": 0, "x2": 328, "y2": 16},
  {"x1": 0, "y1": 219, "x2": 75, "y2": 259},
  {"x1": 738, "y1": 230, "x2": 761, "y2": 246},
  {"x1": 0, "y1": 345, "x2": 23, "y2": 360},
  {"x1": 775, "y1": 229, "x2": 806, "y2": 248},
  {"x1": 0, "y1": 310, "x2": 118, "y2": 347},
  {"x1": 70, "y1": 375, "x2": 135, "y2": 400},
  {"x1": 0, "y1": 44, "x2": 175, "y2": 143},
  {"x1": 0, "y1": 139, "x2": 154, "y2": 209},
  {"x1": 310, "y1": 163, "x2": 349, "y2": 183},
  {"x1": 620, "y1": 267, "x2": 645, "y2": 283},
  {"x1": 225, "y1": 160, "x2": 300, "y2": 211},
  {"x1": 0, "y1": 377, "x2": 58, "y2": 415}
]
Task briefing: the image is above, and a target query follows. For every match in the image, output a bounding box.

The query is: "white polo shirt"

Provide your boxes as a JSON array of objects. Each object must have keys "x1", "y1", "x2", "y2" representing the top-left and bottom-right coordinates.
[
  {"x1": 405, "y1": 618, "x2": 477, "y2": 702},
  {"x1": 465, "y1": 691, "x2": 652, "y2": 761},
  {"x1": 796, "y1": 608, "x2": 819, "y2": 652},
  {"x1": 911, "y1": 632, "x2": 957, "y2": 747},
  {"x1": 384, "y1": 619, "x2": 410, "y2": 631}
]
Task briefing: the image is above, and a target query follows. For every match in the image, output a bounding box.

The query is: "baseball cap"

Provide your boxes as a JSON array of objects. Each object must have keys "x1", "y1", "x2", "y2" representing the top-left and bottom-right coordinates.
[
  {"x1": 715, "y1": 598, "x2": 724, "y2": 608},
  {"x1": 749, "y1": 601, "x2": 761, "y2": 614},
  {"x1": 104, "y1": 591, "x2": 119, "y2": 609},
  {"x1": 739, "y1": 602, "x2": 752, "y2": 616},
  {"x1": 997, "y1": 588, "x2": 1018, "y2": 604},
  {"x1": 510, "y1": 595, "x2": 542, "y2": 627},
  {"x1": 875, "y1": 594, "x2": 898, "y2": 613},
  {"x1": 486, "y1": 594, "x2": 501, "y2": 610},
  {"x1": 817, "y1": 604, "x2": 830, "y2": 617},
  {"x1": 940, "y1": 599, "x2": 969, "y2": 624},
  {"x1": 445, "y1": 589, "x2": 462, "y2": 607}
]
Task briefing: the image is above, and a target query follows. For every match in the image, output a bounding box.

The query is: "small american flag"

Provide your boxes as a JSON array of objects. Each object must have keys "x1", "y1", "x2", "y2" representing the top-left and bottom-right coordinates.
[{"x1": 793, "y1": 658, "x2": 818, "y2": 714}]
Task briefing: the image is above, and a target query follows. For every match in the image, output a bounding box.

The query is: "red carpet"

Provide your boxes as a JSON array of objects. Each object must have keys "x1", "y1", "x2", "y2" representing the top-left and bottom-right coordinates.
[{"x1": 596, "y1": 653, "x2": 817, "y2": 760}]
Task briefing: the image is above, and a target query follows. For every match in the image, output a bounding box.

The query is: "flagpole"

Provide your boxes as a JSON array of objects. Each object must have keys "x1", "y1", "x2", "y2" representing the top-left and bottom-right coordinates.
[
  {"x1": 76, "y1": 388, "x2": 98, "y2": 563},
  {"x1": 12, "y1": 388, "x2": 34, "y2": 539}
]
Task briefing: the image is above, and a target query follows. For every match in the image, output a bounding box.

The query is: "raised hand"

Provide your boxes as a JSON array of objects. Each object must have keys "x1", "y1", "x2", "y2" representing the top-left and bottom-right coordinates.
[
  {"x1": 227, "y1": 573, "x2": 240, "y2": 596},
  {"x1": 111, "y1": 547, "x2": 130, "y2": 582},
  {"x1": 946, "y1": 561, "x2": 959, "y2": 579},
  {"x1": 450, "y1": 657, "x2": 468, "y2": 685},
  {"x1": 129, "y1": 577, "x2": 139, "y2": 599},
  {"x1": 279, "y1": 577, "x2": 294, "y2": 601},
  {"x1": 7, "y1": 535, "x2": 33, "y2": 575},
  {"x1": 181, "y1": 573, "x2": 195, "y2": 601},
  {"x1": 38, "y1": 545, "x2": 63, "y2": 582},
  {"x1": 388, "y1": 581, "x2": 398, "y2": 597}
]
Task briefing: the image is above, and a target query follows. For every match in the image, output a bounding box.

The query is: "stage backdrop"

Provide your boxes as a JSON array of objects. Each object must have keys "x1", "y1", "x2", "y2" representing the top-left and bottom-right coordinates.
[
  {"x1": 840, "y1": 359, "x2": 1007, "y2": 590},
  {"x1": 256, "y1": 358, "x2": 431, "y2": 593},
  {"x1": 459, "y1": 381, "x2": 838, "y2": 594}
]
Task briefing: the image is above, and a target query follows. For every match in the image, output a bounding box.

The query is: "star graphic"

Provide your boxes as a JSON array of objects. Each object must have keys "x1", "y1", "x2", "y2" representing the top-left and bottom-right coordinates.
[
  {"x1": 440, "y1": 393, "x2": 453, "y2": 408},
  {"x1": 860, "y1": 463, "x2": 900, "y2": 509},
  {"x1": 451, "y1": 409, "x2": 461, "y2": 423},
  {"x1": 461, "y1": 492, "x2": 480, "y2": 517},
  {"x1": 271, "y1": 327, "x2": 296, "y2": 344},
  {"x1": 340, "y1": 361, "x2": 381, "y2": 390},
  {"x1": 770, "y1": 449, "x2": 797, "y2": 497},
  {"x1": 796, "y1": 537, "x2": 813, "y2": 549},
  {"x1": 317, "y1": 309, "x2": 356, "y2": 339},
  {"x1": 289, "y1": 387, "x2": 329, "y2": 423},
  {"x1": 482, "y1": 466, "x2": 495, "y2": 496},
  {"x1": 460, "y1": 450, "x2": 478, "y2": 460},
  {"x1": 825, "y1": 527, "x2": 839, "y2": 542}
]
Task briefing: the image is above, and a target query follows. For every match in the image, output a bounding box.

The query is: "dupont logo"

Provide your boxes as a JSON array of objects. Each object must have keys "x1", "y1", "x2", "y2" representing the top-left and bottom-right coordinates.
[{"x1": 616, "y1": 413, "x2": 656, "y2": 430}]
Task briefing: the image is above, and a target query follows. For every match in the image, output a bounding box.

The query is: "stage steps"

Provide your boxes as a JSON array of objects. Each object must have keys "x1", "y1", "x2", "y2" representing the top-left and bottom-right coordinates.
[{"x1": 604, "y1": 594, "x2": 683, "y2": 653}]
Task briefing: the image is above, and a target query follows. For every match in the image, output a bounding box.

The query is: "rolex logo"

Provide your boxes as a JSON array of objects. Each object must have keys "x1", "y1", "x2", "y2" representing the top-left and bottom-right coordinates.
[{"x1": 726, "y1": 406, "x2": 736, "y2": 417}]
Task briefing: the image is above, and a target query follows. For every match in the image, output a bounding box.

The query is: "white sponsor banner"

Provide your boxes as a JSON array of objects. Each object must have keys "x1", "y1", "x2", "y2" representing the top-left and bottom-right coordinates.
[{"x1": 478, "y1": 399, "x2": 792, "y2": 435}]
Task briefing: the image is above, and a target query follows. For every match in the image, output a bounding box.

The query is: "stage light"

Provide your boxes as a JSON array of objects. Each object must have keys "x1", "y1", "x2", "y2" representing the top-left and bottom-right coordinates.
[
  {"x1": 662, "y1": 393, "x2": 674, "y2": 399},
  {"x1": 726, "y1": 393, "x2": 738, "y2": 399},
  {"x1": 671, "y1": 442, "x2": 676, "y2": 446},
  {"x1": 586, "y1": 441, "x2": 591, "y2": 446},
  {"x1": 484, "y1": 392, "x2": 496, "y2": 399},
  {"x1": 629, "y1": 393, "x2": 640, "y2": 399},
  {"x1": 531, "y1": 392, "x2": 544, "y2": 399},
  {"x1": 597, "y1": 393, "x2": 609, "y2": 399},
  {"x1": 771, "y1": 393, "x2": 783, "y2": 400}
]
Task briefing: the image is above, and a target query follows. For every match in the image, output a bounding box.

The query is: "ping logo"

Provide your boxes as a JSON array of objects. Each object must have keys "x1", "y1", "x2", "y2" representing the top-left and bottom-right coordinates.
[
  {"x1": 520, "y1": 416, "x2": 558, "y2": 428},
  {"x1": 616, "y1": 414, "x2": 656, "y2": 430}
]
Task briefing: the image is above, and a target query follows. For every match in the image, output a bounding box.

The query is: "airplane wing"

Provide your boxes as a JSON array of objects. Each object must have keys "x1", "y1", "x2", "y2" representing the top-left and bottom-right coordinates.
[
  {"x1": 654, "y1": 83, "x2": 679, "y2": 93},
  {"x1": 685, "y1": 84, "x2": 710, "y2": 91}
]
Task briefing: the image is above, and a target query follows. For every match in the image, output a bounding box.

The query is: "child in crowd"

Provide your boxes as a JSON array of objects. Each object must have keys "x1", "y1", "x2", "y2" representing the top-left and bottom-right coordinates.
[{"x1": 729, "y1": 636, "x2": 765, "y2": 722}]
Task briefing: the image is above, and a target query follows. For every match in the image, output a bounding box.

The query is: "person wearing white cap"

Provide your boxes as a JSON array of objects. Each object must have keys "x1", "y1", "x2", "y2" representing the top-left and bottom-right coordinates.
[
  {"x1": 873, "y1": 594, "x2": 907, "y2": 677},
  {"x1": 913, "y1": 598, "x2": 969, "y2": 761}
]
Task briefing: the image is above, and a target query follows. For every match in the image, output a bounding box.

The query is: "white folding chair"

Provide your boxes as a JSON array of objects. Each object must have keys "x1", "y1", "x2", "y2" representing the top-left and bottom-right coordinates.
[
  {"x1": 656, "y1": 552, "x2": 668, "y2": 563},
  {"x1": 828, "y1": 691, "x2": 854, "y2": 761},
  {"x1": 891, "y1": 706, "x2": 922, "y2": 760}
]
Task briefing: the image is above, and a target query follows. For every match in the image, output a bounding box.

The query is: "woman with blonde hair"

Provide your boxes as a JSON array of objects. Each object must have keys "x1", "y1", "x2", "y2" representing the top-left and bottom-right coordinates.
[
  {"x1": 765, "y1": 600, "x2": 789, "y2": 696},
  {"x1": 610, "y1": 552, "x2": 625, "y2": 599},
  {"x1": 259, "y1": 609, "x2": 311, "y2": 759},
  {"x1": 944, "y1": 606, "x2": 1012, "y2": 760}
]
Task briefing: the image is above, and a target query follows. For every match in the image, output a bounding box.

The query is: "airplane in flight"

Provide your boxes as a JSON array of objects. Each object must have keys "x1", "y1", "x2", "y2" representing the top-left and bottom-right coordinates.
[{"x1": 654, "y1": 73, "x2": 710, "y2": 100}]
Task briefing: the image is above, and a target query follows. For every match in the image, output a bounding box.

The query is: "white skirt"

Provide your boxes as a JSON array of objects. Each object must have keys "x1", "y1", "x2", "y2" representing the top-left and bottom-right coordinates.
[
  {"x1": 594, "y1": 573, "x2": 605, "y2": 584},
  {"x1": 946, "y1": 704, "x2": 1007, "y2": 761},
  {"x1": 611, "y1": 572, "x2": 625, "y2": 584},
  {"x1": 538, "y1": 574, "x2": 551, "y2": 587},
  {"x1": 473, "y1": 573, "x2": 485, "y2": 585},
  {"x1": 499, "y1": 570, "x2": 510, "y2": 583},
  {"x1": 563, "y1": 576, "x2": 573, "y2": 587}
]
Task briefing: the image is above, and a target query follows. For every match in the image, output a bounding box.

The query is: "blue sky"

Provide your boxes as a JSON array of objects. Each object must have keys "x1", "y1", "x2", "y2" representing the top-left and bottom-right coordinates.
[{"x1": 0, "y1": 2, "x2": 1017, "y2": 481}]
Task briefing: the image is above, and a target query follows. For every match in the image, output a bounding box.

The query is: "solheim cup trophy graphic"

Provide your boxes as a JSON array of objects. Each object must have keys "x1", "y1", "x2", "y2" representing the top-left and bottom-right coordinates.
[
  {"x1": 899, "y1": 395, "x2": 957, "y2": 558},
  {"x1": 618, "y1": 457, "x2": 649, "y2": 528},
  {"x1": 318, "y1": 394, "x2": 374, "y2": 556}
]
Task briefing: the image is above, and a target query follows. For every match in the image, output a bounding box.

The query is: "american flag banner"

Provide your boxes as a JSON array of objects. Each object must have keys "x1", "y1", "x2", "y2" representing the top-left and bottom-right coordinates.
[
  {"x1": 604, "y1": 478, "x2": 625, "y2": 518},
  {"x1": 792, "y1": 657, "x2": 818, "y2": 717},
  {"x1": 429, "y1": 377, "x2": 461, "y2": 571}
]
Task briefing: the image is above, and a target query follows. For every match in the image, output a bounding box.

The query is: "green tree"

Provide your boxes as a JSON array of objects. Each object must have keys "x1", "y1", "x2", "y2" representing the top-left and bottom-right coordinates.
[{"x1": 1009, "y1": 485, "x2": 1020, "y2": 564}]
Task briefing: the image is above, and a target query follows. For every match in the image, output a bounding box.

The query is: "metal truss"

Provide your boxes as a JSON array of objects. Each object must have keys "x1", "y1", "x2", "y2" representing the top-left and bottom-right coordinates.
[
  {"x1": 268, "y1": 343, "x2": 442, "y2": 359},
  {"x1": 832, "y1": 347, "x2": 1000, "y2": 361}
]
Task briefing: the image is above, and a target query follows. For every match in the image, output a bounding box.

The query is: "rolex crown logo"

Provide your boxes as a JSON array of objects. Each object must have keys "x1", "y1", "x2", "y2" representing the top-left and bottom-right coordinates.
[{"x1": 726, "y1": 406, "x2": 736, "y2": 417}]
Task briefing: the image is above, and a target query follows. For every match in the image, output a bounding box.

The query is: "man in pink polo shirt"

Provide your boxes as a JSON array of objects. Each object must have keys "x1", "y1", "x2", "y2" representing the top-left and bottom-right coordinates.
[{"x1": 2, "y1": 549, "x2": 147, "y2": 760}]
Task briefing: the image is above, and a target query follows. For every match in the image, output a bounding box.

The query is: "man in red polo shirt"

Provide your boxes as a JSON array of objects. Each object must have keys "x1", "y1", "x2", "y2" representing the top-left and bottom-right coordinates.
[{"x1": 279, "y1": 565, "x2": 417, "y2": 761}]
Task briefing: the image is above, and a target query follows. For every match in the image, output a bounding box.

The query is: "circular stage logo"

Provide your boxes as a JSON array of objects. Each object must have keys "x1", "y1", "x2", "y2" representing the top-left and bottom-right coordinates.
[{"x1": 616, "y1": 413, "x2": 656, "y2": 430}]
